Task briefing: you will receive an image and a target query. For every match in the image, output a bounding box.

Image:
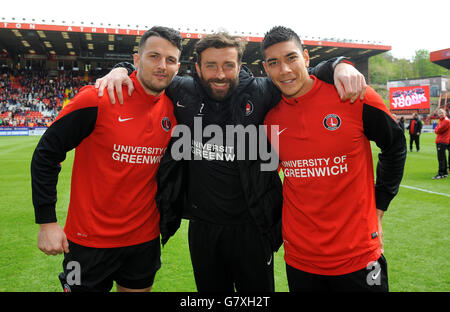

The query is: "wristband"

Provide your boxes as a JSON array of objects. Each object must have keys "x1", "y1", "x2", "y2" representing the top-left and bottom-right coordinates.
[{"x1": 332, "y1": 57, "x2": 354, "y2": 69}]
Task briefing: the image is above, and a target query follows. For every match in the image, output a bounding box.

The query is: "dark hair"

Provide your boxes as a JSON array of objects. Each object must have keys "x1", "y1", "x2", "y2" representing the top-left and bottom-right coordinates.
[
  {"x1": 261, "y1": 26, "x2": 303, "y2": 59},
  {"x1": 195, "y1": 32, "x2": 247, "y2": 65},
  {"x1": 138, "y1": 26, "x2": 183, "y2": 53}
]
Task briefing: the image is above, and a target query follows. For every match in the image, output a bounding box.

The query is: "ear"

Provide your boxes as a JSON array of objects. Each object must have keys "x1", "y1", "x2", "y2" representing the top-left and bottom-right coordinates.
[
  {"x1": 195, "y1": 63, "x2": 201, "y2": 78},
  {"x1": 303, "y1": 49, "x2": 310, "y2": 67},
  {"x1": 262, "y1": 61, "x2": 270, "y2": 77},
  {"x1": 133, "y1": 53, "x2": 140, "y2": 68}
]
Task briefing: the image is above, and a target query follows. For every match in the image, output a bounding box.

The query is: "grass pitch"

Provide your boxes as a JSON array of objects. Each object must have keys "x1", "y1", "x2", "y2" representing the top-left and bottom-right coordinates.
[{"x1": 0, "y1": 133, "x2": 448, "y2": 292}]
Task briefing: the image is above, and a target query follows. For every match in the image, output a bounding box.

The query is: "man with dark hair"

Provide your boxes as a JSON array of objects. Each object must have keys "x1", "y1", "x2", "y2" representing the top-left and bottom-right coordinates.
[
  {"x1": 31, "y1": 26, "x2": 181, "y2": 292},
  {"x1": 138, "y1": 26, "x2": 183, "y2": 51},
  {"x1": 195, "y1": 32, "x2": 247, "y2": 65},
  {"x1": 407, "y1": 112, "x2": 423, "y2": 152},
  {"x1": 262, "y1": 26, "x2": 406, "y2": 292},
  {"x1": 194, "y1": 32, "x2": 246, "y2": 101},
  {"x1": 95, "y1": 30, "x2": 368, "y2": 292},
  {"x1": 261, "y1": 25, "x2": 302, "y2": 54}
]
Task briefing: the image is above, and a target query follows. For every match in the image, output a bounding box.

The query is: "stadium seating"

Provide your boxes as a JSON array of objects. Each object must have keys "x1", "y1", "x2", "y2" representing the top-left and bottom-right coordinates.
[{"x1": 0, "y1": 68, "x2": 92, "y2": 127}]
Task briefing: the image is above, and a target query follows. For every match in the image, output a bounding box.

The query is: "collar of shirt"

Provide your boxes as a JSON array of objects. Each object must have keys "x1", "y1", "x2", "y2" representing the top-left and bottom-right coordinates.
[
  {"x1": 281, "y1": 75, "x2": 319, "y2": 106},
  {"x1": 130, "y1": 70, "x2": 164, "y2": 104}
]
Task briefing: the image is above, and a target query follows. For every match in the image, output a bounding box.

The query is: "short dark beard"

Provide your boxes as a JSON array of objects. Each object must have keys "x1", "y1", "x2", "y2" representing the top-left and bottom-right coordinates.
[
  {"x1": 137, "y1": 70, "x2": 167, "y2": 95},
  {"x1": 200, "y1": 77, "x2": 239, "y2": 102}
]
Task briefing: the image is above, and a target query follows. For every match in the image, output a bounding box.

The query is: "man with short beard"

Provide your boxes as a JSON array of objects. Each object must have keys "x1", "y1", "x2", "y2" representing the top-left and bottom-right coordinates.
[
  {"x1": 31, "y1": 26, "x2": 181, "y2": 292},
  {"x1": 96, "y1": 31, "x2": 367, "y2": 292}
]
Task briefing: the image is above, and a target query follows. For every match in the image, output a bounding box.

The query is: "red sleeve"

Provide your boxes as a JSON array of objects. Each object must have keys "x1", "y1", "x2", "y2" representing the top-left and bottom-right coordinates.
[{"x1": 435, "y1": 119, "x2": 450, "y2": 134}]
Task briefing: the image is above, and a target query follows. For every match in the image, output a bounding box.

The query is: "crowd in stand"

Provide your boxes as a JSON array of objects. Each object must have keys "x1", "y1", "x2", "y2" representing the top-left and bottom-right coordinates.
[{"x1": 0, "y1": 68, "x2": 92, "y2": 127}]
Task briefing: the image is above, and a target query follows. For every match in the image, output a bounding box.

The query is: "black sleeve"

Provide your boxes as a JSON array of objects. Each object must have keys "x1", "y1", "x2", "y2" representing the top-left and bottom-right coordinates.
[
  {"x1": 165, "y1": 76, "x2": 184, "y2": 102},
  {"x1": 156, "y1": 137, "x2": 187, "y2": 246},
  {"x1": 113, "y1": 62, "x2": 136, "y2": 75},
  {"x1": 308, "y1": 56, "x2": 348, "y2": 84},
  {"x1": 363, "y1": 104, "x2": 407, "y2": 211},
  {"x1": 31, "y1": 107, "x2": 97, "y2": 223},
  {"x1": 257, "y1": 77, "x2": 282, "y2": 112}
]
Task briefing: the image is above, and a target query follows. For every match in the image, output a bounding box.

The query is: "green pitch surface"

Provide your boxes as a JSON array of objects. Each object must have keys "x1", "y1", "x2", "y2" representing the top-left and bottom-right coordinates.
[{"x1": 0, "y1": 133, "x2": 448, "y2": 292}]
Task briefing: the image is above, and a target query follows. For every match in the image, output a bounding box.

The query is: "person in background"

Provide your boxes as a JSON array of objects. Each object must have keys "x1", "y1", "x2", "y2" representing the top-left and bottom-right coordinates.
[
  {"x1": 406, "y1": 113, "x2": 422, "y2": 152},
  {"x1": 432, "y1": 108, "x2": 450, "y2": 179},
  {"x1": 397, "y1": 116, "x2": 405, "y2": 132}
]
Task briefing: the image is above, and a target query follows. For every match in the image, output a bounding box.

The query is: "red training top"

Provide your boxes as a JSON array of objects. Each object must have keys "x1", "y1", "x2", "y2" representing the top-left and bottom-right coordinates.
[
  {"x1": 32, "y1": 71, "x2": 176, "y2": 248},
  {"x1": 265, "y1": 76, "x2": 404, "y2": 275},
  {"x1": 435, "y1": 116, "x2": 450, "y2": 144}
]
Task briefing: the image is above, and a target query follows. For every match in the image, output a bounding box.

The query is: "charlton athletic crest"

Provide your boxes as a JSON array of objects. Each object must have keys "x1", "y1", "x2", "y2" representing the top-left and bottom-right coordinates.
[
  {"x1": 245, "y1": 100, "x2": 254, "y2": 116},
  {"x1": 161, "y1": 117, "x2": 171, "y2": 132},
  {"x1": 323, "y1": 114, "x2": 341, "y2": 131}
]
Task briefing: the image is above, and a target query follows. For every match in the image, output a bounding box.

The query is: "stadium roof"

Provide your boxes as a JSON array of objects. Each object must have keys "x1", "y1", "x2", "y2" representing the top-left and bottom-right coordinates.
[
  {"x1": 0, "y1": 19, "x2": 391, "y2": 68},
  {"x1": 430, "y1": 48, "x2": 450, "y2": 70}
]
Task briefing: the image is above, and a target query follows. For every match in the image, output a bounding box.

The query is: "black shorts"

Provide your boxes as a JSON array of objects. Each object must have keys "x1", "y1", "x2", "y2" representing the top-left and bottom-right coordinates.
[
  {"x1": 286, "y1": 254, "x2": 388, "y2": 292},
  {"x1": 188, "y1": 219, "x2": 274, "y2": 292},
  {"x1": 59, "y1": 237, "x2": 161, "y2": 292}
]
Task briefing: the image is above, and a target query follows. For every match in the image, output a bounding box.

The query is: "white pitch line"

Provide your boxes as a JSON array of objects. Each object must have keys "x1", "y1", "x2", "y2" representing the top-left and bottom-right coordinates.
[{"x1": 400, "y1": 185, "x2": 450, "y2": 197}]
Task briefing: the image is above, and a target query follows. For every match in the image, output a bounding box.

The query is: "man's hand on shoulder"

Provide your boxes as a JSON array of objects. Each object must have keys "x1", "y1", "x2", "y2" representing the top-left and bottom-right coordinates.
[
  {"x1": 334, "y1": 62, "x2": 367, "y2": 103},
  {"x1": 95, "y1": 67, "x2": 134, "y2": 104}
]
